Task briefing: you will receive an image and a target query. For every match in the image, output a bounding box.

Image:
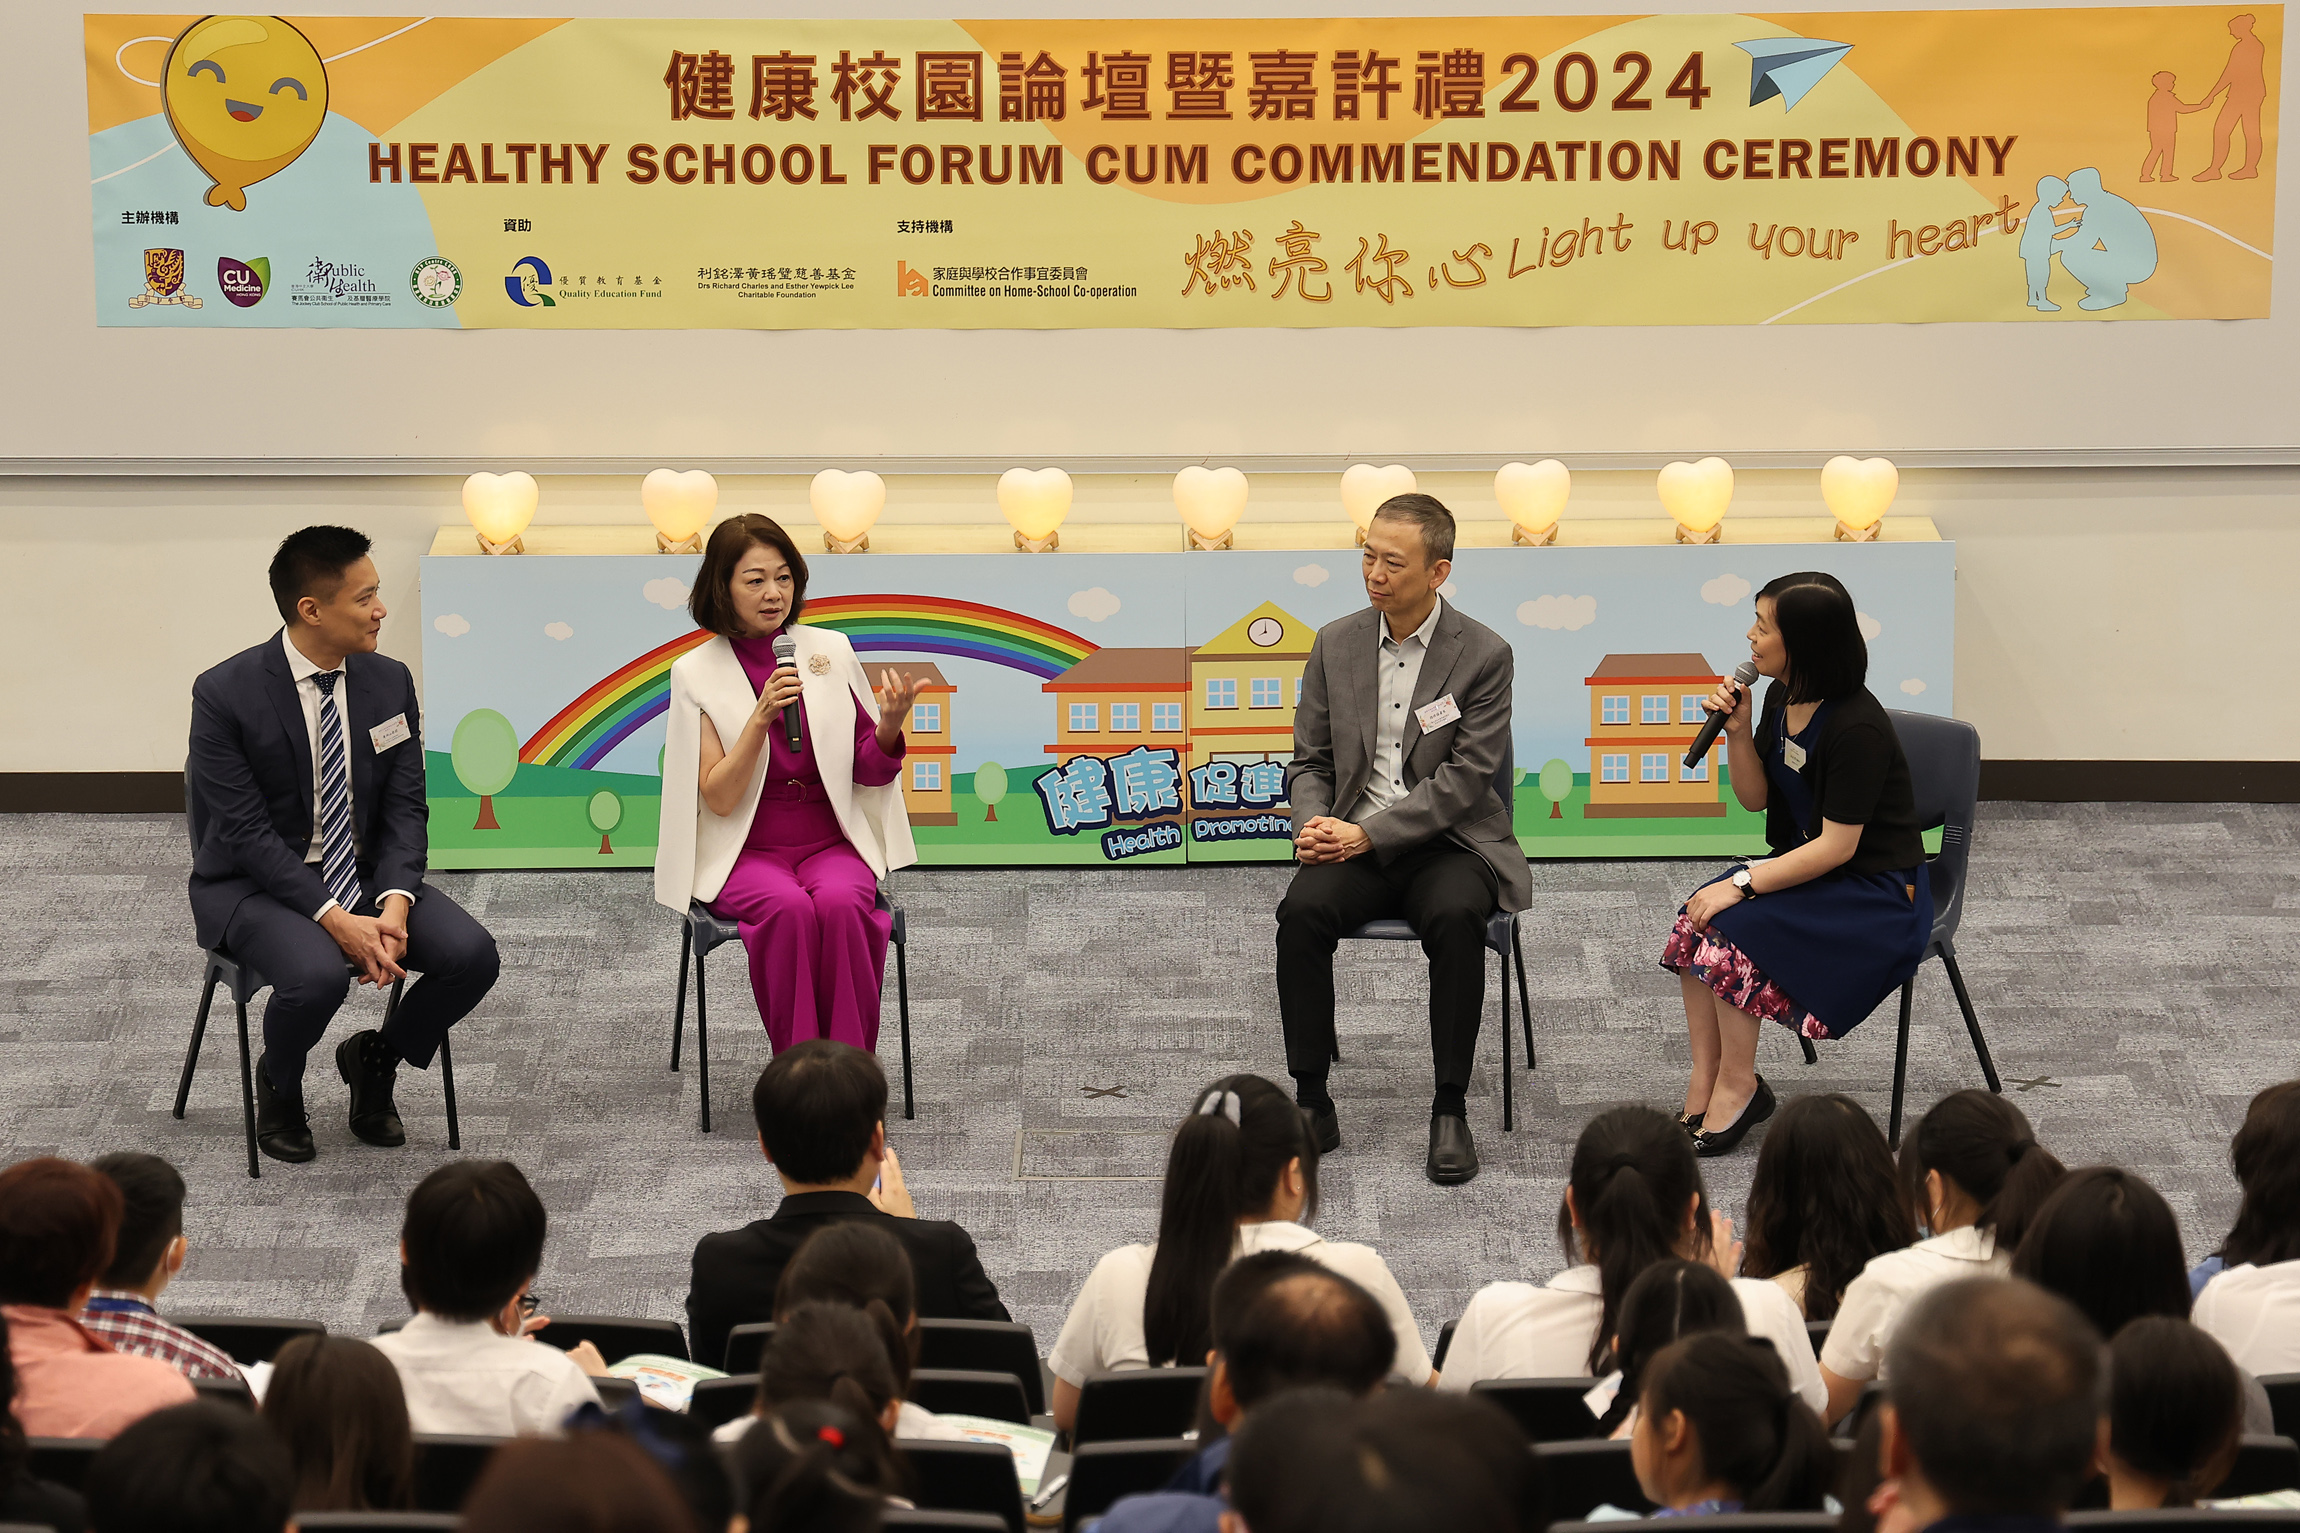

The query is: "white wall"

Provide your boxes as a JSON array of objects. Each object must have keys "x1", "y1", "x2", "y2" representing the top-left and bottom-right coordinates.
[{"x1": 3, "y1": 465, "x2": 2293, "y2": 773}]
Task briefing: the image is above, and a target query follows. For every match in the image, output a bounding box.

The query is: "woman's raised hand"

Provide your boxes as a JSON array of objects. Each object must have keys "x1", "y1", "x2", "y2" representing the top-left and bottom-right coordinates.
[{"x1": 876, "y1": 668, "x2": 920, "y2": 732}]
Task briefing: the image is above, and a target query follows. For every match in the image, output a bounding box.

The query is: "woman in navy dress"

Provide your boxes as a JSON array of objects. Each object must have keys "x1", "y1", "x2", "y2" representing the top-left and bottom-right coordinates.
[{"x1": 1661, "y1": 572, "x2": 1932, "y2": 1157}]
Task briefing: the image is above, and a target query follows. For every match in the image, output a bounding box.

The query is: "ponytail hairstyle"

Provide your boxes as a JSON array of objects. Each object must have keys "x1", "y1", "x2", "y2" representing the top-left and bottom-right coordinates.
[
  {"x1": 1595, "y1": 1260, "x2": 1744, "y2": 1436},
  {"x1": 1143, "y1": 1074, "x2": 1319, "y2": 1367},
  {"x1": 776, "y1": 1221, "x2": 923, "y2": 1393},
  {"x1": 732, "y1": 1398, "x2": 897, "y2": 1533},
  {"x1": 757, "y1": 1300, "x2": 908, "y2": 1449},
  {"x1": 1640, "y1": 1332, "x2": 1836, "y2": 1511},
  {"x1": 1559, "y1": 1106, "x2": 1713, "y2": 1374},
  {"x1": 1901, "y1": 1089, "x2": 2066, "y2": 1253},
  {"x1": 1742, "y1": 1093, "x2": 1917, "y2": 1322},
  {"x1": 2108, "y1": 1317, "x2": 2245, "y2": 1508},
  {"x1": 2219, "y1": 1079, "x2": 2300, "y2": 1269}
]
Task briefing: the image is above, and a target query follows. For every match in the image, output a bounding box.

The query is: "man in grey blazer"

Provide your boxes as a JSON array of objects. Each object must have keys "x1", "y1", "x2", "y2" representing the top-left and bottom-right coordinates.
[{"x1": 1279, "y1": 494, "x2": 1531, "y2": 1185}]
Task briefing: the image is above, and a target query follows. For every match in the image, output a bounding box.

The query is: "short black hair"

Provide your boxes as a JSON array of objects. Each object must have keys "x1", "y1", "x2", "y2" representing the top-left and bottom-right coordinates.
[
  {"x1": 1213, "y1": 1252, "x2": 1395, "y2": 1409},
  {"x1": 2011, "y1": 1166, "x2": 2192, "y2": 1339},
  {"x1": 398, "y1": 1160, "x2": 547, "y2": 1323},
  {"x1": 268, "y1": 525, "x2": 373, "y2": 624},
  {"x1": 87, "y1": 1402, "x2": 294, "y2": 1533},
  {"x1": 1370, "y1": 492, "x2": 1456, "y2": 566},
  {"x1": 752, "y1": 1041, "x2": 885, "y2": 1185},
  {"x1": 1757, "y1": 571, "x2": 1866, "y2": 704},
  {"x1": 2108, "y1": 1317, "x2": 2246, "y2": 1507},
  {"x1": 1886, "y1": 1277, "x2": 2104, "y2": 1516},
  {"x1": 1227, "y1": 1387, "x2": 1542, "y2": 1533},
  {"x1": 91, "y1": 1151, "x2": 187, "y2": 1290}
]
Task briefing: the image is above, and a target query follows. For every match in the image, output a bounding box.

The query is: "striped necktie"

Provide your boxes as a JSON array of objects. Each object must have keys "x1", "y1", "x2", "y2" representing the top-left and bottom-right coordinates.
[{"x1": 313, "y1": 670, "x2": 364, "y2": 914}]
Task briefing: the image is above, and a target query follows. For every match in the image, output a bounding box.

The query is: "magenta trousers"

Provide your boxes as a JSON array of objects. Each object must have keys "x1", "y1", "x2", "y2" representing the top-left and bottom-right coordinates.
[{"x1": 709, "y1": 799, "x2": 890, "y2": 1053}]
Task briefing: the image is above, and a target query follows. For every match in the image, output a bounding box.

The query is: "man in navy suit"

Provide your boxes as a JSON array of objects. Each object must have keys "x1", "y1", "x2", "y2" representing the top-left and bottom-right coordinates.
[{"x1": 187, "y1": 527, "x2": 499, "y2": 1164}]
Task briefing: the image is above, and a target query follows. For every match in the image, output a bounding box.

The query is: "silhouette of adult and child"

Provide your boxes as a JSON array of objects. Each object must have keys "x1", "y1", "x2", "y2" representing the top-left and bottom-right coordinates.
[{"x1": 2142, "y1": 13, "x2": 2267, "y2": 182}]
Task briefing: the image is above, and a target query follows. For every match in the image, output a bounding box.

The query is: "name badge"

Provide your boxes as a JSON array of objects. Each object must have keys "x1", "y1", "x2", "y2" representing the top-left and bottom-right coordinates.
[
  {"x1": 1782, "y1": 738, "x2": 1808, "y2": 771},
  {"x1": 369, "y1": 713, "x2": 412, "y2": 752},
  {"x1": 1415, "y1": 693, "x2": 1461, "y2": 731}
]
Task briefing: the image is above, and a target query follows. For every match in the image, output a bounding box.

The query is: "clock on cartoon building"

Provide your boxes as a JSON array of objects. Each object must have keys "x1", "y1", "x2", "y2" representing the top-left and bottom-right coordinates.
[{"x1": 1247, "y1": 616, "x2": 1284, "y2": 647}]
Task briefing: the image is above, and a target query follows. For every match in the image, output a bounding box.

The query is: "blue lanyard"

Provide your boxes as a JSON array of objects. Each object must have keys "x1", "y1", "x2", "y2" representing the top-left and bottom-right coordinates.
[{"x1": 83, "y1": 1296, "x2": 154, "y2": 1315}]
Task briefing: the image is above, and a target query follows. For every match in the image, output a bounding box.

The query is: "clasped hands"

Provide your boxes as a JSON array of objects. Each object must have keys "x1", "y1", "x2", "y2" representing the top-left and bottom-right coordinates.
[
  {"x1": 1295, "y1": 815, "x2": 1372, "y2": 864},
  {"x1": 323, "y1": 892, "x2": 409, "y2": 987}
]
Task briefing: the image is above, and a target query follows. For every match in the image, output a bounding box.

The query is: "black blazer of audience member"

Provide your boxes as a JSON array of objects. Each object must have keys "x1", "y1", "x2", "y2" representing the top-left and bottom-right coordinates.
[
  {"x1": 686, "y1": 1042, "x2": 1007, "y2": 1374},
  {"x1": 186, "y1": 547, "x2": 425, "y2": 954}
]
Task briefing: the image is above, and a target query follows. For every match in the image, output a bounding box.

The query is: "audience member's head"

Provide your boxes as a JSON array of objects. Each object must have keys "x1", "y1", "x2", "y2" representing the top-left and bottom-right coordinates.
[
  {"x1": 752, "y1": 1041, "x2": 887, "y2": 1189},
  {"x1": 461, "y1": 1433, "x2": 694, "y2": 1533},
  {"x1": 0, "y1": 1310, "x2": 24, "y2": 1489},
  {"x1": 2219, "y1": 1077, "x2": 2300, "y2": 1269},
  {"x1": 1558, "y1": 1105, "x2": 1713, "y2": 1372},
  {"x1": 86, "y1": 1401, "x2": 294, "y2": 1533},
  {"x1": 729, "y1": 1398, "x2": 899, "y2": 1533},
  {"x1": 775, "y1": 1221, "x2": 921, "y2": 1391},
  {"x1": 1208, "y1": 1251, "x2": 1394, "y2": 1431},
  {"x1": 1632, "y1": 1332, "x2": 1834, "y2": 1511},
  {"x1": 2012, "y1": 1166, "x2": 2191, "y2": 1338},
  {"x1": 2106, "y1": 1317, "x2": 2245, "y2": 1509},
  {"x1": 1883, "y1": 1277, "x2": 2104, "y2": 1518},
  {"x1": 758, "y1": 1300, "x2": 906, "y2": 1439},
  {"x1": 1833, "y1": 1410, "x2": 1890, "y2": 1533},
  {"x1": 261, "y1": 1333, "x2": 413, "y2": 1512},
  {"x1": 1144, "y1": 1074, "x2": 1320, "y2": 1367},
  {"x1": 1227, "y1": 1386, "x2": 1542, "y2": 1533},
  {"x1": 399, "y1": 1159, "x2": 549, "y2": 1324},
  {"x1": 1742, "y1": 1093, "x2": 1916, "y2": 1321},
  {"x1": 1598, "y1": 1259, "x2": 1745, "y2": 1435},
  {"x1": 572, "y1": 1397, "x2": 739, "y2": 1533},
  {"x1": 1900, "y1": 1090, "x2": 2066, "y2": 1252},
  {"x1": 89, "y1": 1151, "x2": 190, "y2": 1296},
  {"x1": 0, "y1": 1156, "x2": 123, "y2": 1309}
]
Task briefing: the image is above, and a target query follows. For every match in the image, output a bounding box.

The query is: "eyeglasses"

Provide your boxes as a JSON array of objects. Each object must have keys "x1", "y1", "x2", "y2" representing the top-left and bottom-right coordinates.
[{"x1": 517, "y1": 1292, "x2": 541, "y2": 1317}]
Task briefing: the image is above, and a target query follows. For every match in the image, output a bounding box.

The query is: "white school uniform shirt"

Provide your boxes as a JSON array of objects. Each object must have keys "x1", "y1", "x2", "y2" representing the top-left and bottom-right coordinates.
[
  {"x1": 281, "y1": 631, "x2": 415, "y2": 919},
  {"x1": 1048, "y1": 1220, "x2": 1434, "y2": 1387},
  {"x1": 1435, "y1": 1264, "x2": 1827, "y2": 1415},
  {"x1": 2195, "y1": 1258, "x2": 2300, "y2": 1375},
  {"x1": 1819, "y1": 1226, "x2": 2009, "y2": 1383},
  {"x1": 713, "y1": 1400, "x2": 967, "y2": 1445},
  {"x1": 369, "y1": 1312, "x2": 602, "y2": 1437}
]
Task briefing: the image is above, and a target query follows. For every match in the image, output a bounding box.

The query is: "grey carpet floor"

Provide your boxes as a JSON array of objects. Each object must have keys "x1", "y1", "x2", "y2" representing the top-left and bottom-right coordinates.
[{"x1": 2, "y1": 803, "x2": 2295, "y2": 1361}]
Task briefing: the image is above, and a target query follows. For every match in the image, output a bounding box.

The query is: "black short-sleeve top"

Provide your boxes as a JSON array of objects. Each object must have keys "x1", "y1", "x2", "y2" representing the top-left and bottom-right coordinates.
[{"x1": 1752, "y1": 684, "x2": 1926, "y2": 875}]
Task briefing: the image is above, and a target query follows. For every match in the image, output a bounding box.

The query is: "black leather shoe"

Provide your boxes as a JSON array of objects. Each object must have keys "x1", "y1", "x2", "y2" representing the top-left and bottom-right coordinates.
[
  {"x1": 1677, "y1": 1111, "x2": 1705, "y2": 1139},
  {"x1": 337, "y1": 1030, "x2": 407, "y2": 1148},
  {"x1": 1693, "y1": 1075, "x2": 1777, "y2": 1158},
  {"x1": 1427, "y1": 1114, "x2": 1479, "y2": 1185},
  {"x1": 1303, "y1": 1105, "x2": 1341, "y2": 1155},
  {"x1": 254, "y1": 1053, "x2": 316, "y2": 1164}
]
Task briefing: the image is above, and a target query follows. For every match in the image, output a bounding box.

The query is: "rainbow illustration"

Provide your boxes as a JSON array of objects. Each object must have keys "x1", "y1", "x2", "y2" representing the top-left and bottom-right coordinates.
[{"x1": 519, "y1": 595, "x2": 1098, "y2": 769}]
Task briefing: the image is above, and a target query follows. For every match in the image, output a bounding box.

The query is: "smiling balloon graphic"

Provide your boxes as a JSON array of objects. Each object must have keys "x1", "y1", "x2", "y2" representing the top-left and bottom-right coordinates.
[{"x1": 162, "y1": 16, "x2": 328, "y2": 210}]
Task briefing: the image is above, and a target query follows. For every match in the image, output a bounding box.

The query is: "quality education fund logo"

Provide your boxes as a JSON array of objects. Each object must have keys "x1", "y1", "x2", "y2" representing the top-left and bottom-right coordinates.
[
  {"x1": 410, "y1": 256, "x2": 461, "y2": 308},
  {"x1": 217, "y1": 255, "x2": 268, "y2": 307},
  {"x1": 505, "y1": 256, "x2": 554, "y2": 306},
  {"x1": 129, "y1": 247, "x2": 202, "y2": 309}
]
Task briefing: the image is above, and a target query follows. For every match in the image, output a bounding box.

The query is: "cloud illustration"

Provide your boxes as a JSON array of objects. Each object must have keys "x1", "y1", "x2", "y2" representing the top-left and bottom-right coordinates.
[
  {"x1": 1518, "y1": 595, "x2": 1597, "y2": 631},
  {"x1": 1900, "y1": 677, "x2": 1928, "y2": 695},
  {"x1": 544, "y1": 622, "x2": 573, "y2": 641},
  {"x1": 1068, "y1": 587, "x2": 1121, "y2": 622},
  {"x1": 1439, "y1": 580, "x2": 1459, "y2": 600},
  {"x1": 643, "y1": 576, "x2": 691, "y2": 610},
  {"x1": 432, "y1": 614, "x2": 471, "y2": 638},
  {"x1": 1858, "y1": 611, "x2": 1883, "y2": 641},
  {"x1": 1293, "y1": 563, "x2": 1331, "y2": 587},
  {"x1": 1701, "y1": 573, "x2": 1751, "y2": 607}
]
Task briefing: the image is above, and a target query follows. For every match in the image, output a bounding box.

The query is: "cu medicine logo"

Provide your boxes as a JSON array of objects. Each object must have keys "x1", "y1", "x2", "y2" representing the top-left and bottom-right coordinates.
[{"x1": 217, "y1": 255, "x2": 268, "y2": 307}]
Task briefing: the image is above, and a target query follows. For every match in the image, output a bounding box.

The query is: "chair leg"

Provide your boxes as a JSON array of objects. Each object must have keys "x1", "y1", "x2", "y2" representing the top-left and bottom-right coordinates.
[
  {"x1": 1939, "y1": 946, "x2": 2000, "y2": 1093},
  {"x1": 1499, "y1": 947, "x2": 1514, "y2": 1133},
  {"x1": 1799, "y1": 1035, "x2": 1818, "y2": 1067},
  {"x1": 671, "y1": 931, "x2": 692, "y2": 1071},
  {"x1": 1888, "y1": 978, "x2": 1916, "y2": 1149},
  {"x1": 440, "y1": 1035, "x2": 460, "y2": 1151},
  {"x1": 694, "y1": 945, "x2": 712, "y2": 1133},
  {"x1": 176, "y1": 965, "x2": 219, "y2": 1119},
  {"x1": 1512, "y1": 923, "x2": 1535, "y2": 1072},
  {"x1": 895, "y1": 933, "x2": 915, "y2": 1122},
  {"x1": 234, "y1": 997, "x2": 261, "y2": 1180}
]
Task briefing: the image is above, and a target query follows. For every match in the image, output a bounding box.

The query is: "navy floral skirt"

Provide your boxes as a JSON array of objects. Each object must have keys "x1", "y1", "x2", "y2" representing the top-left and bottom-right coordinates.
[{"x1": 1660, "y1": 864, "x2": 1932, "y2": 1041}]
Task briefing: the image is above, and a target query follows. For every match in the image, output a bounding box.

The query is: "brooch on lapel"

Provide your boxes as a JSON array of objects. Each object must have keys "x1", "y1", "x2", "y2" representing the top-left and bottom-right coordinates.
[{"x1": 807, "y1": 654, "x2": 833, "y2": 676}]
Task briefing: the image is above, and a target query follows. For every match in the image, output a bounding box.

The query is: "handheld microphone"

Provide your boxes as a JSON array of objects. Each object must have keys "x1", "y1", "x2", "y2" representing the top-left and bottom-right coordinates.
[
  {"x1": 770, "y1": 633, "x2": 803, "y2": 753},
  {"x1": 1684, "y1": 661, "x2": 1761, "y2": 770}
]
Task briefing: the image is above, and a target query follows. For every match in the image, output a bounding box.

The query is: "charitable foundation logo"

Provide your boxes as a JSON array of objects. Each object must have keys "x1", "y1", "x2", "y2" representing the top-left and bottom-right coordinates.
[
  {"x1": 216, "y1": 255, "x2": 269, "y2": 307},
  {"x1": 411, "y1": 255, "x2": 462, "y2": 307},
  {"x1": 505, "y1": 255, "x2": 555, "y2": 306},
  {"x1": 895, "y1": 259, "x2": 928, "y2": 296},
  {"x1": 129, "y1": 247, "x2": 202, "y2": 309}
]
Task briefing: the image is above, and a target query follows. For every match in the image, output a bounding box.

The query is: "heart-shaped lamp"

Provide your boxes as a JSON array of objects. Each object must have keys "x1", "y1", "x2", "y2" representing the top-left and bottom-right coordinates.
[
  {"x1": 641, "y1": 468, "x2": 716, "y2": 553},
  {"x1": 998, "y1": 467, "x2": 1072, "y2": 552},
  {"x1": 1174, "y1": 466, "x2": 1249, "y2": 550},
  {"x1": 1340, "y1": 464, "x2": 1417, "y2": 544},
  {"x1": 812, "y1": 469, "x2": 887, "y2": 553},
  {"x1": 1496, "y1": 460, "x2": 1571, "y2": 547},
  {"x1": 463, "y1": 471, "x2": 538, "y2": 555},
  {"x1": 1657, "y1": 457, "x2": 1734, "y2": 544},
  {"x1": 1822, "y1": 456, "x2": 1898, "y2": 542}
]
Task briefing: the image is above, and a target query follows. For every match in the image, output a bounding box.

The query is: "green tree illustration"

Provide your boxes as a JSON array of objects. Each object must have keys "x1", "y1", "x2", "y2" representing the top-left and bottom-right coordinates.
[
  {"x1": 1538, "y1": 758, "x2": 1575, "y2": 821},
  {"x1": 587, "y1": 788, "x2": 623, "y2": 854},
  {"x1": 450, "y1": 709, "x2": 520, "y2": 831},
  {"x1": 974, "y1": 761, "x2": 1008, "y2": 822}
]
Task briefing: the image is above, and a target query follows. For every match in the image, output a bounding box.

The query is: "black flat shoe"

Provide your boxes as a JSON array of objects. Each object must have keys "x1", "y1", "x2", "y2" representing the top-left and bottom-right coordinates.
[
  {"x1": 254, "y1": 1053, "x2": 316, "y2": 1164},
  {"x1": 1303, "y1": 1105, "x2": 1341, "y2": 1155},
  {"x1": 1692, "y1": 1075, "x2": 1777, "y2": 1158},
  {"x1": 337, "y1": 1030, "x2": 406, "y2": 1148},
  {"x1": 1427, "y1": 1114, "x2": 1479, "y2": 1185}
]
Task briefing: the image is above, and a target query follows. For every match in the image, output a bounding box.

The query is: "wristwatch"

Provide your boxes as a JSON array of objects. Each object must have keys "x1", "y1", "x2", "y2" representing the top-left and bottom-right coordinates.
[{"x1": 1730, "y1": 868, "x2": 1757, "y2": 898}]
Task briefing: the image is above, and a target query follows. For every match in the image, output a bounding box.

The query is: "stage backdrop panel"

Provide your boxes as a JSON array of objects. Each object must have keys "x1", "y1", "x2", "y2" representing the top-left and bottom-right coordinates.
[{"x1": 419, "y1": 527, "x2": 1953, "y2": 870}]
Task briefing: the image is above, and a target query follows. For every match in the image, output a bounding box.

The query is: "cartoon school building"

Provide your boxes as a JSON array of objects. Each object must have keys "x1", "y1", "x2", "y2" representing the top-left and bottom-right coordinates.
[
  {"x1": 1041, "y1": 648, "x2": 1192, "y2": 759},
  {"x1": 1583, "y1": 653, "x2": 1728, "y2": 818},
  {"x1": 875, "y1": 663, "x2": 957, "y2": 825}
]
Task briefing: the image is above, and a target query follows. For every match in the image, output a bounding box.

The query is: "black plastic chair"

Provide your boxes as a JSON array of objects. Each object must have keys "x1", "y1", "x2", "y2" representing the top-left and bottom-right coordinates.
[
  {"x1": 903, "y1": 1440, "x2": 1028, "y2": 1533},
  {"x1": 882, "y1": 1513, "x2": 1014, "y2": 1533},
  {"x1": 297, "y1": 1516, "x2": 464, "y2": 1532},
  {"x1": 176, "y1": 1315, "x2": 327, "y2": 1365},
  {"x1": 410, "y1": 1434, "x2": 503, "y2": 1513},
  {"x1": 1553, "y1": 1517, "x2": 1835, "y2": 1533},
  {"x1": 1336, "y1": 748, "x2": 1534, "y2": 1130},
  {"x1": 672, "y1": 892, "x2": 914, "y2": 1131},
  {"x1": 2263, "y1": 1375, "x2": 2300, "y2": 1441},
  {"x1": 2218, "y1": 1435, "x2": 2300, "y2": 1498},
  {"x1": 724, "y1": 1320, "x2": 776, "y2": 1373},
  {"x1": 178, "y1": 773, "x2": 457, "y2": 1177},
  {"x1": 917, "y1": 1320, "x2": 1046, "y2": 1416},
  {"x1": 25, "y1": 1439, "x2": 101, "y2": 1492},
  {"x1": 910, "y1": 1368, "x2": 1032, "y2": 1426},
  {"x1": 1471, "y1": 1377, "x2": 1603, "y2": 1442},
  {"x1": 1536, "y1": 1439, "x2": 1653, "y2": 1520},
  {"x1": 1072, "y1": 1367, "x2": 1207, "y2": 1446},
  {"x1": 690, "y1": 1374, "x2": 760, "y2": 1428},
  {"x1": 1063, "y1": 1438, "x2": 1197, "y2": 1532},
  {"x1": 528, "y1": 1315, "x2": 687, "y2": 1365},
  {"x1": 1434, "y1": 1317, "x2": 1459, "y2": 1371},
  {"x1": 1805, "y1": 1317, "x2": 1832, "y2": 1358},
  {"x1": 193, "y1": 1374, "x2": 256, "y2": 1411},
  {"x1": 1879, "y1": 711, "x2": 2000, "y2": 1147},
  {"x1": 2067, "y1": 1515, "x2": 2300, "y2": 1533}
]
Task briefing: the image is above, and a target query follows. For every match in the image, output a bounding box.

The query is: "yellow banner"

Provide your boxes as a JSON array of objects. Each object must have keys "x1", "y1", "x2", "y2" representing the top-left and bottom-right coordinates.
[{"x1": 87, "y1": 11, "x2": 2278, "y2": 327}]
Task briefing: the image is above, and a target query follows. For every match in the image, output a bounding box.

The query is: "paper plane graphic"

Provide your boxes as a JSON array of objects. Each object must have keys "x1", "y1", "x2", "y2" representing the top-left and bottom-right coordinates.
[{"x1": 1735, "y1": 37, "x2": 1854, "y2": 110}]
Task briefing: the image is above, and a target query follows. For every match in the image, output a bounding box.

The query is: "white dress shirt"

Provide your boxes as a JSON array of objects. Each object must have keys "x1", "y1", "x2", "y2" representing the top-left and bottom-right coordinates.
[
  {"x1": 1819, "y1": 1225, "x2": 2009, "y2": 1383},
  {"x1": 369, "y1": 1312, "x2": 601, "y2": 1437},
  {"x1": 2195, "y1": 1258, "x2": 2300, "y2": 1375},
  {"x1": 1048, "y1": 1219, "x2": 1434, "y2": 1387},
  {"x1": 281, "y1": 630, "x2": 413, "y2": 921},
  {"x1": 1435, "y1": 1264, "x2": 1826, "y2": 1414},
  {"x1": 1349, "y1": 597, "x2": 1443, "y2": 821}
]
